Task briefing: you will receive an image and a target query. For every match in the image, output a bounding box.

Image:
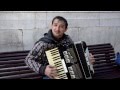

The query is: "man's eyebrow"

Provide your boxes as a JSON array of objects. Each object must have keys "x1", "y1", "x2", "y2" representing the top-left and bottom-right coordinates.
[{"x1": 53, "y1": 22, "x2": 58, "y2": 24}]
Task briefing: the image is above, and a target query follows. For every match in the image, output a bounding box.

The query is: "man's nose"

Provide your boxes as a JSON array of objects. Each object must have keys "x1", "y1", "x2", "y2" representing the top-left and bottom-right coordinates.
[{"x1": 56, "y1": 26, "x2": 60, "y2": 31}]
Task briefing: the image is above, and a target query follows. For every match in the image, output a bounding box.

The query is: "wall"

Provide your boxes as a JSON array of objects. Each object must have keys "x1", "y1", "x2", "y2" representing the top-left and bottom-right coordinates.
[{"x1": 0, "y1": 11, "x2": 120, "y2": 53}]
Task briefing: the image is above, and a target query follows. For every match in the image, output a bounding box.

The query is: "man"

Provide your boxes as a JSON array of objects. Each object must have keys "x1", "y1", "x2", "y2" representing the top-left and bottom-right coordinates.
[{"x1": 25, "y1": 16, "x2": 95, "y2": 79}]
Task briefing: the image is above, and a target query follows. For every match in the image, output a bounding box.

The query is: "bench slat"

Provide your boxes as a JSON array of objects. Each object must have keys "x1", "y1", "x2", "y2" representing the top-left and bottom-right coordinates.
[
  {"x1": 0, "y1": 50, "x2": 29, "y2": 55},
  {"x1": 0, "y1": 59, "x2": 25, "y2": 64},
  {"x1": 0, "y1": 69, "x2": 34, "y2": 77},
  {"x1": 0, "y1": 53, "x2": 28, "y2": 58},
  {"x1": 94, "y1": 62, "x2": 116, "y2": 68},
  {"x1": 94, "y1": 56, "x2": 115, "y2": 61},
  {"x1": 0, "y1": 56, "x2": 26, "y2": 61},
  {"x1": 0, "y1": 63, "x2": 25, "y2": 68},
  {"x1": 0, "y1": 72, "x2": 40, "y2": 79},
  {"x1": 0, "y1": 66, "x2": 29, "y2": 73}
]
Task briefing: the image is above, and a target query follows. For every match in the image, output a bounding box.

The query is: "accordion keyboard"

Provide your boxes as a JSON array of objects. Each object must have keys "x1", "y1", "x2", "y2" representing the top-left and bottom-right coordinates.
[{"x1": 45, "y1": 48, "x2": 68, "y2": 79}]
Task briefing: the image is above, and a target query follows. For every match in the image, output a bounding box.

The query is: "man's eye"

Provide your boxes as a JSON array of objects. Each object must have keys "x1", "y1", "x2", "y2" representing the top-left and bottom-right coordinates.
[
  {"x1": 54, "y1": 24, "x2": 57, "y2": 26},
  {"x1": 60, "y1": 25, "x2": 65, "y2": 29}
]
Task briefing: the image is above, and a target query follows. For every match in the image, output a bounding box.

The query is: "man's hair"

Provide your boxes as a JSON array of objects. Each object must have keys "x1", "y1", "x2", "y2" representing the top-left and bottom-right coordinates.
[{"x1": 52, "y1": 16, "x2": 68, "y2": 29}]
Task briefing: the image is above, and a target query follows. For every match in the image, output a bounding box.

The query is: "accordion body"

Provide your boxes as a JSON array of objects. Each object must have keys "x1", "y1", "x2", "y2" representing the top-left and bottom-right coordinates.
[{"x1": 45, "y1": 41, "x2": 92, "y2": 79}]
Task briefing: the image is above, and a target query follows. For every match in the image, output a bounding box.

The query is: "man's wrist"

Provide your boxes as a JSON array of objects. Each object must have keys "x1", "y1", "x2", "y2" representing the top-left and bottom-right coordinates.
[{"x1": 39, "y1": 65, "x2": 47, "y2": 75}]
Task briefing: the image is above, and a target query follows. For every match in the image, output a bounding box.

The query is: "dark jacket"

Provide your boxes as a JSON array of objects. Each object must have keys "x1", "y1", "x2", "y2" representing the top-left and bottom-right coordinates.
[{"x1": 25, "y1": 29, "x2": 73, "y2": 77}]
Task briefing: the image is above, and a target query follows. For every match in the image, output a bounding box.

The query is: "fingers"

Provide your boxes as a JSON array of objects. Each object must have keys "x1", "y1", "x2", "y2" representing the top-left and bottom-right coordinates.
[
  {"x1": 51, "y1": 71, "x2": 58, "y2": 77},
  {"x1": 89, "y1": 53, "x2": 94, "y2": 58},
  {"x1": 45, "y1": 65, "x2": 58, "y2": 79},
  {"x1": 50, "y1": 67, "x2": 58, "y2": 78},
  {"x1": 48, "y1": 65, "x2": 55, "y2": 68},
  {"x1": 89, "y1": 53, "x2": 95, "y2": 64}
]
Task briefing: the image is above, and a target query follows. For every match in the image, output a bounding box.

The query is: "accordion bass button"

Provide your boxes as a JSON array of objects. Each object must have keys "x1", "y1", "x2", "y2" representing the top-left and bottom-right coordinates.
[
  {"x1": 69, "y1": 71, "x2": 75, "y2": 75},
  {"x1": 65, "y1": 59, "x2": 70, "y2": 63},
  {"x1": 64, "y1": 55, "x2": 69, "y2": 59},
  {"x1": 71, "y1": 75, "x2": 76, "y2": 79},
  {"x1": 63, "y1": 51, "x2": 68, "y2": 55},
  {"x1": 68, "y1": 66, "x2": 73, "y2": 71}
]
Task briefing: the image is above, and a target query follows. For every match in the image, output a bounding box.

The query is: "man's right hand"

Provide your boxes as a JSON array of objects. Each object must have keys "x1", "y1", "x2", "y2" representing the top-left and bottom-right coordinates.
[{"x1": 44, "y1": 65, "x2": 58, "y2": 79}]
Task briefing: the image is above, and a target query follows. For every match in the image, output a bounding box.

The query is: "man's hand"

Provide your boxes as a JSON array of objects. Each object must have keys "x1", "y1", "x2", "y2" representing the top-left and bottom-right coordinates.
[
  {"x1": 44, "y1": 65, "x2": 58, "y2": 79},
  {"x1": 89, "y1": 53, "x2": 95, "y2": 65}
]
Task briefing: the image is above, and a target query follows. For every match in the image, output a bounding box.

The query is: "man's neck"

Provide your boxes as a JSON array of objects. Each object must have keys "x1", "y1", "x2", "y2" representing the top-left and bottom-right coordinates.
[{"x1": 54, "y1": 35, "x2": 63, "y2": 41}]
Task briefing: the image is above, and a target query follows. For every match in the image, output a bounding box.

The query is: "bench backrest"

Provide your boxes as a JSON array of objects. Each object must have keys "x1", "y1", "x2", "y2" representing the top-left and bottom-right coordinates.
[
  {"x1": 0, "y1": 43, "x2": 120, "y2": 79},
  {"x1": 88, "y1": 43, "x2": 120, "y2": 79},
  {"x1": 0, "y1": 50, "x2": 41, "y2": 79}
]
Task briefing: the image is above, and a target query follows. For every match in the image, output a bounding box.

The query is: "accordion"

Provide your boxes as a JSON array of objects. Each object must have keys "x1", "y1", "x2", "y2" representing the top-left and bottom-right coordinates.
[{"x1": 45, "y1": 41, "x2": 93, "y2": 79}]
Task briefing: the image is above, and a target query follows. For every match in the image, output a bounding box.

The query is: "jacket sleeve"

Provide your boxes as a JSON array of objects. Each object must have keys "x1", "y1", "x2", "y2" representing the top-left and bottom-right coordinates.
[{"x1": 25, "y1": 41, "x2": 47, "y2": 76}]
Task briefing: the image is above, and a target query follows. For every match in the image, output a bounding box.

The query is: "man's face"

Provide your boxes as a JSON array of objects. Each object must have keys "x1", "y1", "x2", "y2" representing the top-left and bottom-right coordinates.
[{"x1": 51, "y1": 19, "x2": 67, "y2": 39}]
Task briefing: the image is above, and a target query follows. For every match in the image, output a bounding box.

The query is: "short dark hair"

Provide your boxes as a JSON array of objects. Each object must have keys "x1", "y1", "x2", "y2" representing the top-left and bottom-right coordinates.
[{"x1": 52, "y1": 16, "x2": 68, "y2": 29}]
